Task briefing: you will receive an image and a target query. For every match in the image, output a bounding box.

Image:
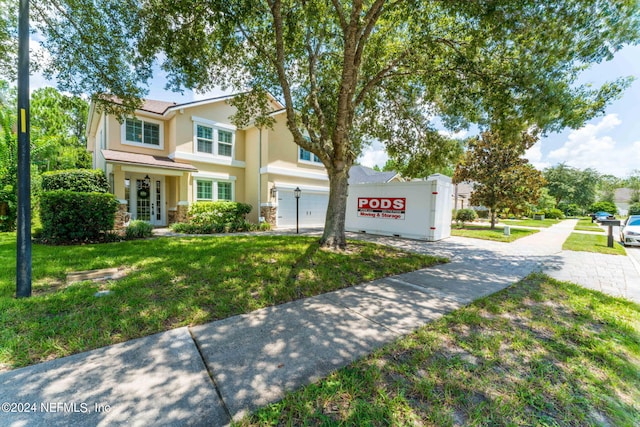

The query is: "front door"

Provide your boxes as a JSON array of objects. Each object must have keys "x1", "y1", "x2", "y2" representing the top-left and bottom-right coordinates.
[{"x1": 130, "y1": 175, "x2": 165, "y2": 226}]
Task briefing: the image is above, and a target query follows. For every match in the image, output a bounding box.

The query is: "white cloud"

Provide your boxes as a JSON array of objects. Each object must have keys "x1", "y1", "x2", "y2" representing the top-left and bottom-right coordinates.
[
  {"x1": 525, "y1": 142, "x2": 551, "y2": 170},
  {"x1": 438, "y1": 129, "x2": 468, "y2": 139},
  {"x1": 359, "y1": 140, "x2": 389, "y2": 169},
  {"x1": 544, "y1": 114, "x2": 638, "y2": 176}
]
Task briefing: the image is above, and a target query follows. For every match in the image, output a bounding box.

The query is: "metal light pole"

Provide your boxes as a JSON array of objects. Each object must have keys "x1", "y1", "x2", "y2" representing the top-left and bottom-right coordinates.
[
  {"x1": 294, "y1": 187, "x2": 301, "y2": 234},
  {"x1": 16, "y1": 0, "x2": 32, "y2": 297}
]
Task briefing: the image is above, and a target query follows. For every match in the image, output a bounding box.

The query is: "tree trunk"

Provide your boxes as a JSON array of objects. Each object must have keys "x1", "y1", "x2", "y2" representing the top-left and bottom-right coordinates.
[
  {"x1": 319, "y1": 167, "x2": 350, "y2": 249},
  {"x1": 490, "y1": 208, "x2": 497, "y2": 229}
]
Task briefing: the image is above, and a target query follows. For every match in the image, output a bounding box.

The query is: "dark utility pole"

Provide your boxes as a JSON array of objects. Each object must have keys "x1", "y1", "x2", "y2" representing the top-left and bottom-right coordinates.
[{"x1": 16, "y1": 0, "x2": 32, "y2": 298}]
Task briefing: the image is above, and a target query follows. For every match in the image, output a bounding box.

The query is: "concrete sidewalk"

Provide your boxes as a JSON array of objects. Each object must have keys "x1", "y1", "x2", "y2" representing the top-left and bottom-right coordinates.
[{"x1": 1, "y1": 220, "x2": 639, "y2": 426}]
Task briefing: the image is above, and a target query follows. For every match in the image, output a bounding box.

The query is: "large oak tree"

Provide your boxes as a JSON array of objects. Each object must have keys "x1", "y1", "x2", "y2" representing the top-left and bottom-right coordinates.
[{"x1": 30, "y1": 0, "x2": 640, "y2": 248}]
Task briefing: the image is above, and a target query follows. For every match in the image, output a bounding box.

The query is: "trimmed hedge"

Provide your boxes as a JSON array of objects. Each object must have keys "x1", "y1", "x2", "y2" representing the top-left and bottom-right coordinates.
[
  {"x1": 40, "y1": 190, "x2": 118, "y2": 242},
  {"x1": 170, "y1": 201, "x2": 253, "y2": 234},
  {"x1": 543, "y1": 208, "x2": 565, "y2": 219},
  {"x1": 41, "y1": 169, "x2": 109, "y2": 193},
  {"x1": 189, "y1": 201, "x2": 251, "y2": 226},
  {"x1": 455, "y1": 208, "x2": 477, "y2": 225},
  {"x1": 171, "y1": 220, "x2": 256, "y2": 234}
]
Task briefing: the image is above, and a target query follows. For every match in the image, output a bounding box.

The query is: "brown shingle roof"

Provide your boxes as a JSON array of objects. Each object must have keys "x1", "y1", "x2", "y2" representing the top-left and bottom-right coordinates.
[
  {"x1": 139, "y1": 99, "x2": 178, "y2": 114},
  {"x1": 102, "y1": 150, "x2": 197, "y2": 171}
]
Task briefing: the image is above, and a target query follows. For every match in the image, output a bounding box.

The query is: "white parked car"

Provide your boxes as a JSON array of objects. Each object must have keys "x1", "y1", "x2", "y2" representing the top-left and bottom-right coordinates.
[{"x1": 620, "y1": 215, "x2": 640, "y2": 247}]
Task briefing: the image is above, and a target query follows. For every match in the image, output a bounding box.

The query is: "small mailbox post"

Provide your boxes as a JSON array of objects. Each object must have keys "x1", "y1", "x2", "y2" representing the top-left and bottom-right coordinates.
[{"x1": 600, "y1": 219, "x2": 621, "y2": 248}]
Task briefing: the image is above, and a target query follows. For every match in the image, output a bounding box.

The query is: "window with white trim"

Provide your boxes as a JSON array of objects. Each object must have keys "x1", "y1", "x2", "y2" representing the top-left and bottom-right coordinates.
[
  {"x1": 195, "y1": 179, "x2": 234, "y2": 201},
  {"x1": 194, "y1": 123, "x2": 235, "y2": 157},
  {"x1": 299, "y1": 147, "x2": 322, "y2": 164},
  {"x1": 123, "y1": 117, "x2": 162, "y2": 148}
]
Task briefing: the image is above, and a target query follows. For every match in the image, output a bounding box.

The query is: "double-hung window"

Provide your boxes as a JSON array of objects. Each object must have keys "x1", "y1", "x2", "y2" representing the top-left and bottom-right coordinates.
[
  {"x1": 196, "y1": 125, "x2": 214, "y2": 154},
  {"x1": 123, "y1": 117, "x2": 162, "y2": 148},
  {"x1": 195, "y1": 179, "x2": 234, "y2": 201},
  {"x1": 194, "y1": 119, "x2": 235, "y2": 158}
]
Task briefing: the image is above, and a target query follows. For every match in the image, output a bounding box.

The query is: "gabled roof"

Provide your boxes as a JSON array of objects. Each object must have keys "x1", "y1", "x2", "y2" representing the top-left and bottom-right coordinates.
[
  {"x1": 138, "y1": 99, "x2": 179, "y2": 115},
  {"x1": 348, "y1": 165, "x2": 401, "y2": 184},
  {"x1": 87, "y1": 92, "x2": 286, "y2": 136}
]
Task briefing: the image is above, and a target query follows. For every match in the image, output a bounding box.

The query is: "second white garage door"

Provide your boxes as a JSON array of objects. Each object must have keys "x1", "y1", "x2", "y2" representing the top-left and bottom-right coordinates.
[{"x1": 277, "y1": 190, "x2": 329, "y2": 228}]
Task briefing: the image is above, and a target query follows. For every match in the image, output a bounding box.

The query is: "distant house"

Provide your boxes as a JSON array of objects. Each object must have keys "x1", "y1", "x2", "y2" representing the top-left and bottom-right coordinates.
[
  {"x1": 348, "y1": 165, "x2": 403, "y2": 184},
  {"x1": 452, "y1": 181, "x2": 474, "y2": 210},
  {"x1": 614, "y1": 188, "x2": 637, "y2": 215},
  {"x1": 86, "y1": 93, "x2": 331, "y2": 229}
]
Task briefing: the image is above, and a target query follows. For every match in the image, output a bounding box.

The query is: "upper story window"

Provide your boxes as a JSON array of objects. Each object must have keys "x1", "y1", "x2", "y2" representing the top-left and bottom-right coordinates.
[
  {"x1": 299, "y1": 147, "x2": 322, "y2": 164},
  {"x1": 193, "y1": 117, "x2": 236, "y2": 158},
  {"x1": 122, "y1": 117, "x2": 163, "y2": 149}
]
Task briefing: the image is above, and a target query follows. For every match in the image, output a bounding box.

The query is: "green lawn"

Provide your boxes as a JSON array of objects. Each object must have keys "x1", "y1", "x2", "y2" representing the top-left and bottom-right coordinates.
[
  {"x1": 239, "y1": 273, "x2": 640, "y2": 427},
  {"x1": 0, "y1": 233, "x2": 446, "y2": 370},
  {"x1": 501, "y1": 218, "x2": 560, "y2": 228},
  {"x1": 451, "y1": 225, "x2": 539, "y2": 242},
  {"x1": 574, "y1": 217, "x2": 605, "y2": 232},
  {"x1": 563, "y1": 232, "x2": 626, "y2": 255}
]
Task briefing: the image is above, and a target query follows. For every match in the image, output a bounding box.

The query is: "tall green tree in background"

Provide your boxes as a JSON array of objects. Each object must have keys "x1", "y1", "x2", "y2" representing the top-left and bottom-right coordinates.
[
  {"x1": 0, "y1": 81, "x2": 17, "y2": 230},
  {"x1": 0, "y1": 0, "x2": 17, "y2": 80},
  {"x1": 626, "y1": 170, "x2": 640, "y2": 204},
  {"x1": 30, "y1": 87, "x2": 90, "y2": 171},
  {"x1": 543, "y1": 164, "x2": 600, "y2": 212},
  {"x1": 453, "y1": 130, "x2": 544, "y2": 229},
  {"x1": 30, "y1": 0, "x2": 640, "y2": 248}
]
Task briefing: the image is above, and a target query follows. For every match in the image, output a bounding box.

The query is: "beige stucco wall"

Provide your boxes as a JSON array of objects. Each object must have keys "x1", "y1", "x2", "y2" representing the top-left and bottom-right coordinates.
[
  {"x1": 105, "y1": 112, "x2": 172, "y2": 157},
  {"x1": 266, "y1": 115, "x2": 326, "y2": 175},
  {"x1": 172, "y1": 101, "x2": 246, "y2": 162}
]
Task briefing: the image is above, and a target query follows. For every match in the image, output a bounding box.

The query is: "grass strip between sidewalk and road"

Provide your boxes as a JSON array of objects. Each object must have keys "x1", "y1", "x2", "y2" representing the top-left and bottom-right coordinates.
[
  {"x1": 238, "y1": 273, "x2": 640, "y2": 427},
  {"x1": 574, "y1": 217, "x2": 605, "y2": 233},
  {"x1": 0, "y1": 233, "x2": 447, "y2": 371},
  {"x1": 500, "y1": 218, "x2": 560, "y2": 228},
  {"x1": 451, "y1": 225, "x2": 539, "y2": 242},
  {"x1": 563, "y1": 232, "x2": 626, "y2": 255}
]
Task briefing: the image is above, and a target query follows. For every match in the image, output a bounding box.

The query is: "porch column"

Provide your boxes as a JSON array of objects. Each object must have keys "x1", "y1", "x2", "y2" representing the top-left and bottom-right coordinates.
[{"x1": 176, "y1": 171, "x2": 191, "y2": 223}]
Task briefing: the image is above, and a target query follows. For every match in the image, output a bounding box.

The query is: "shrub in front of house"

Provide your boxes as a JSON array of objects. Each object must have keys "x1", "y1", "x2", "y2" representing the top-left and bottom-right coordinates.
[
  {"x1": 39, "y1": 190, "x2": 118, "y2": 243},
  {"x1": 41, "y1": 169, "x2": 109, "y2": 193},
  {"x1": 455, "y1": 208, "x2": 477, "y2": 227},
  {"x1": 629, "y1": 203, "x2": 640, "y2": 216},
  {"x1": 125, "y1": 220, "x2": 154, "y2": 239},
  {"x1": 543, "y1": 208, "x2": 565, "y2": 219},
  {"x1": 589, "y1": 201, "x2": 618, "y2": 215},
  {"x1": 170, "y1": 201, "x2": 253, "y2": 233}
]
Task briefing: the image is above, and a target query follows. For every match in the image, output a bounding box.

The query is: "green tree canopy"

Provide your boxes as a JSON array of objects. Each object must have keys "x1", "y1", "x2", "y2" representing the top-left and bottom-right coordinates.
[
  {"x1": 30, "y1": 87, "x2": 91, "y2": 171},
  {"x1": 31, "y1": 0, "x2": 640, "y2": 247},
  {"x1": 453, "y1": 130, "x2": 545, "y2": 229},
  {"x1": 543, "y1": 164, "x2": 600, "y2": 210}
]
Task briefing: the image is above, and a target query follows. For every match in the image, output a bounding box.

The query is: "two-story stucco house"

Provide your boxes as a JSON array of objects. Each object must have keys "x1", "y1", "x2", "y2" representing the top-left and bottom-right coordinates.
[{"x1": 85, "y1": 94, "x2": 330, "y2": 229}]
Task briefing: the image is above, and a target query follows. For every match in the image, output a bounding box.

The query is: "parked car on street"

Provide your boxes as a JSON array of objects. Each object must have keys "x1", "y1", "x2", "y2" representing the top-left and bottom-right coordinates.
[
  {"x1": 594, "y1": 211, "x2": 614, "y2": 222},
  {"x1": 620, "y1": 215, "x2": 640, "y2": 247}
]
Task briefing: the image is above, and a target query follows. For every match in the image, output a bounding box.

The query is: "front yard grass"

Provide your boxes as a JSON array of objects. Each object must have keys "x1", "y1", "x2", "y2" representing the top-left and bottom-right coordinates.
[
  {"x1": 0, "y1": 233, "x2": 446, "y2": 370},
  {"x1": 451, "y1": 225, "x2": 539, "y2": 242},
  {"x1": 574, "y1": 217, "x2": 605, "y2": 232},
  {"x1": 563, "y1": 232, "x2": 626, "y2": 255},
  {"x1": 501, "y1": 218, "x2": 560, "y2": 228},
  {"x1": 239, "y1": 273, "x2": 640, "y2": 427}
]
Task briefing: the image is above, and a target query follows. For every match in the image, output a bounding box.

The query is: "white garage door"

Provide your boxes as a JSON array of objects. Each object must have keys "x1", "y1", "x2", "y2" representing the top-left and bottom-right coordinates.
[{"x1": 277, "y1": 190, "x2": 329, "y2": 228}]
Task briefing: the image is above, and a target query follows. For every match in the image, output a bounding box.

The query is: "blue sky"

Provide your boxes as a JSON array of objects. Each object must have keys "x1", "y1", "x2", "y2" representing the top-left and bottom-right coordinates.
[{"x1": 525, "y1": 45, "x2": 640, "y2": 179}]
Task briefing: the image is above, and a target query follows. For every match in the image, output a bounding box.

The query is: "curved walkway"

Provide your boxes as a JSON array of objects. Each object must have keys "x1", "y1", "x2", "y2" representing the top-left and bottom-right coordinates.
[{"x1": 1, "y1": 220, "x2": 639, "y2": 426}]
